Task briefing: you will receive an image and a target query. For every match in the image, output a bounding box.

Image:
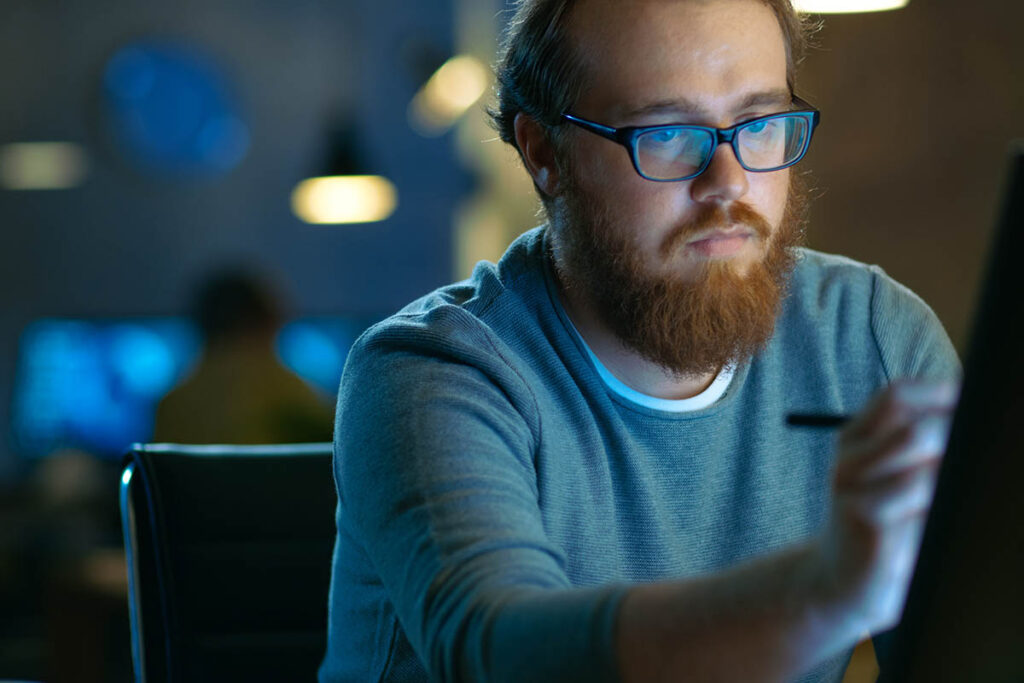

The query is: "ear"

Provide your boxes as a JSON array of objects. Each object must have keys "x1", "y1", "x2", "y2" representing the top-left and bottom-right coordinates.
[{"x1": 514, "y1": 112, "x2": 562, "y2": 197}]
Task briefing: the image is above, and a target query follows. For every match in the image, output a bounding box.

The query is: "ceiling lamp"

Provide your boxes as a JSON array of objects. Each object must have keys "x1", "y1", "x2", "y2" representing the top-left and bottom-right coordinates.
[
  {"x1": 291, "y1": 120, "x2": 398, "y2": 225},
  {"x1": 0, "y1": 142, "x2": 88, "y2": 190},
  {"x1": 291, "y1": 175, "x2": 397, "y2": 225},
  {"x1": 793, "y1": 0, "x2": 909, "y2": 12},
  {"x1": 408, "y1": 54, "x2": 490, "y2": 137}
]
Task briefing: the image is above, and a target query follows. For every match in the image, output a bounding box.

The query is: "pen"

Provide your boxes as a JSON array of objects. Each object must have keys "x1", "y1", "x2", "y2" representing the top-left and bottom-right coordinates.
[{"x1": 785, "y1": 413, "x2": 851, "y2": 428}]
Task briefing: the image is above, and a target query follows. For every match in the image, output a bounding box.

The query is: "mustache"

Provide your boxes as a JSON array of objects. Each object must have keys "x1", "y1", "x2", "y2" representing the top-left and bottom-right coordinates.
[{"x1": 659, "y1": 202, "x2": 773, "y2": 259}]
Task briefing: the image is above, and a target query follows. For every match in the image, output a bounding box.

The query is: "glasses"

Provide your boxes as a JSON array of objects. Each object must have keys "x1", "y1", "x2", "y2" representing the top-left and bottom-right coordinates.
[{"x1": 560, "y1": 96, "x2": 821, "y2": 182}]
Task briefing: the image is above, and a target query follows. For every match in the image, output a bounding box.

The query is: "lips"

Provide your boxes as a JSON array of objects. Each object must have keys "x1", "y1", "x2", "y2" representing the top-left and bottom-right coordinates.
[{"x1": 685, "y1": 228, "x2": 756, "y2": 258}]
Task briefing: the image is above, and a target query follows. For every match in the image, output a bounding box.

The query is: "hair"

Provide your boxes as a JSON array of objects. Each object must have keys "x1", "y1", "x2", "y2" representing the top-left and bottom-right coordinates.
[
  {"x1": 190, "y1": 268, "x2": 283, "y2": 344},
  {"x1": 489, "y1": 0, "x2": 814, "y2": 159}
]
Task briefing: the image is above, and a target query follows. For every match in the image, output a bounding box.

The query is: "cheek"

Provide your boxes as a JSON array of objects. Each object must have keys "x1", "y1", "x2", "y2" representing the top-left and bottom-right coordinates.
[
  {"x1": 572, "y1": 138, "x2": 635, "y2": 193},
  {"x1": 572, "y1": 142, "x2": 678, "y2": 226},
  {"x1": 750, "y1": 169, "x2": 790, "y2": 228},
  {"x1": 607, "y1": 183, "x2": 683, "y2": 256}
]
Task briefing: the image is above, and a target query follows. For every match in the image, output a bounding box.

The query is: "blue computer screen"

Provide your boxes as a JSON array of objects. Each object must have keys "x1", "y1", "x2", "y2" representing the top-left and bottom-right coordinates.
[
  {"x1": 9, "y1": 315, "x2": 377, "y2": 458},
  {"x1": 275, "y1": 316, "x2": 374, "y2": 396}
]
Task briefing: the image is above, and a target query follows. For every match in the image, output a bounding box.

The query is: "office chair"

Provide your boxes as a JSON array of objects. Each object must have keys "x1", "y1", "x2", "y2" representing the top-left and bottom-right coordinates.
[{"x1": 119, "y1": 442, "x2": 336, "y2": 682}]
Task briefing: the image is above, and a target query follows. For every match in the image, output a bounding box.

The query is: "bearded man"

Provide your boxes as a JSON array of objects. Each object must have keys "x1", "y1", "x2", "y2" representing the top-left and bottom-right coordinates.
[{"x1": 319, "y1": 0, "x2": 960, "y2": 681}]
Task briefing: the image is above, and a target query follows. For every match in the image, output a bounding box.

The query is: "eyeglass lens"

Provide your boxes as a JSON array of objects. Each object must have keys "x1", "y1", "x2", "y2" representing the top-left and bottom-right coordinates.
[{"x1": 634, "y1": 115, "x2": 810, "y2": 180}]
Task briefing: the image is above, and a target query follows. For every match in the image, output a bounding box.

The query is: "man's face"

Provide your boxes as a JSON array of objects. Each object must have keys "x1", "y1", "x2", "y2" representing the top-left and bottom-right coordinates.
[{"x1": 549, "y1": 0, "x2": 806, "y2": 377}]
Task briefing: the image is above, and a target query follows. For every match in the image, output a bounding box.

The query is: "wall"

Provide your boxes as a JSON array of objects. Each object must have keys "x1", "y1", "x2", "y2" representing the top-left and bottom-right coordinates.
[
  {"x1": 0, "y1": 0, "x2": 466, "y2": 477},
  {"x1": 798, "y1": 1, "x2": 1024, "y2": 352}
]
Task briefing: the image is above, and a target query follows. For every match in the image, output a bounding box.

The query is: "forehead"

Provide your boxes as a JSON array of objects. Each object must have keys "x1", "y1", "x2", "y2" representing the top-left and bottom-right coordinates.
[{"x1": 566, "y1": 0, "x2": 789, "y2": 120}]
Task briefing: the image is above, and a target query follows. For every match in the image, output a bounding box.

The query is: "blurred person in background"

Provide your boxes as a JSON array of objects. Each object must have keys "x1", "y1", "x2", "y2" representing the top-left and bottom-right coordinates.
[{"x1": 154, "y1": 268, "x2": 334, "y2": 444}]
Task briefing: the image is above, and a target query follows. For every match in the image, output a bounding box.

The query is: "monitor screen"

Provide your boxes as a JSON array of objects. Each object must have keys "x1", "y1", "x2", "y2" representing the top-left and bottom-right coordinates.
[
  {"x1": 9, "y1": 315, "x2": 377, "y2": 459},
  {"x1": 275, "y1": 316, "x2": 375, "y2": 396}
]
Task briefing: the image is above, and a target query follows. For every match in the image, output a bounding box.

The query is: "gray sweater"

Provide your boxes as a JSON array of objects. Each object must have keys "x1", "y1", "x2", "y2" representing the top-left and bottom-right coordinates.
[{"x1": 320, "y1": 227, "x2": 959, "y2": 682}]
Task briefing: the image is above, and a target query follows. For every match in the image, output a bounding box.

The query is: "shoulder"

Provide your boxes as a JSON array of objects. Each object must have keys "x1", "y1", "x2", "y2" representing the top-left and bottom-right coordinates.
[
  {"x1": 787, "y1": 248, "x2": 879, "y2": 306},
  {"x1": 783, "y1": 248, "x2": 960, "y2": 382},
  {"x1": 786, "y1": 247, "x2": 934, "y2": 322},
  {"x1": 340, "y1": 228, "x2": 551, "y2": 428},
  {"x1": 354, "y1": 227, "x2": 547, "y2": 364}
]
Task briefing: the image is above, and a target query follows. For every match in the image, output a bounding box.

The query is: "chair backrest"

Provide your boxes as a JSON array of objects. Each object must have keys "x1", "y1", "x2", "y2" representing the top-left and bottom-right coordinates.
[{"x1": 119, "y1": 442, "x2": 336, "y2": 683}]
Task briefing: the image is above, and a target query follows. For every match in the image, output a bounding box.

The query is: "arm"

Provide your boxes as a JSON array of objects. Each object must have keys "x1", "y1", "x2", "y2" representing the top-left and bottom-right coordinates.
[
  {"x1": 338, "y1": 313, "x2": 955, "y2": 681},
  {"x1": 615, "y1": 380, "x2": 958, "y2": 682},
  {"x1": 866, "y1": 263, "x2": 962, "y2": 667},
  {"x1": 336, "y1": 325, "x2": 624, "y2": 682},
  {"x1": 617, "y1": 540, "x2": 837, "y2": 682}
]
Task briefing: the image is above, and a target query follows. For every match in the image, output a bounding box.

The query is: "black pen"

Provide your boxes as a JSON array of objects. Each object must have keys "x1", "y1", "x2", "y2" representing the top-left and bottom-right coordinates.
[{"x1": 785, "y1": 413, "x2": 851, "y2": 428}]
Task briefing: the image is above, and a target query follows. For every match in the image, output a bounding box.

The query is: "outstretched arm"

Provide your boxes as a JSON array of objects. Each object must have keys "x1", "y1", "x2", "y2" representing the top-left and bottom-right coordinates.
[{"x1": 616, "y1": 380, "x2": 957, "y2": 681}]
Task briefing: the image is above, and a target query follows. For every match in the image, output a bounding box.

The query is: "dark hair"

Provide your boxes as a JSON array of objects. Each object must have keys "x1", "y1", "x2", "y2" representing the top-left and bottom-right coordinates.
[
  {"x1": 489, "y1": 0, "x2": 813, "y2": 155},
  {"x1": 190, "y1": 269, "x2": 282, "y2": 344}
]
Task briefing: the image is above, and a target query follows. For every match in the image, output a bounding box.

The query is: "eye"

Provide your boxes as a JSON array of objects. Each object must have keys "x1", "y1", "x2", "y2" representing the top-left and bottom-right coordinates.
[
  {"x1": 647, "y1": 128, "x2": 683, "y2": 144},
  {"x1": 744, "y1": 119, "x2": 771, "y2": 135}
]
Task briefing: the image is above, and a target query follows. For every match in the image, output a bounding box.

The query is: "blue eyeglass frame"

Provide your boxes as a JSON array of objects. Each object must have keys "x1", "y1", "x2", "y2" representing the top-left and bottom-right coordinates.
[{"x1": 560, "y1": 95, "x2": 821, "y2": 182}]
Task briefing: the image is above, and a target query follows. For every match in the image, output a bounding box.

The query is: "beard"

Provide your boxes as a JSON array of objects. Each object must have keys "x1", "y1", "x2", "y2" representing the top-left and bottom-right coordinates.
[{"x1": 550, "y1": 175, "x2": 808, "y2": 379}]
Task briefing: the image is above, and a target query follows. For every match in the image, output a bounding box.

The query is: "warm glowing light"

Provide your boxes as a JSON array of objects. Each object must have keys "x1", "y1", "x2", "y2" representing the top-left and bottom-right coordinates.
[
  {"x1": 409, "y1": 54, "x2": 490, "y2": 137},
  {"x1": 291, "y1": 175, "x2": 398, "y2": 224},
  {"x1": 793, "y1": 0, "x2": 909, "y2": 12},
  {"x1": 0, "y1": 142, "x2": 89, "y2": 190}
]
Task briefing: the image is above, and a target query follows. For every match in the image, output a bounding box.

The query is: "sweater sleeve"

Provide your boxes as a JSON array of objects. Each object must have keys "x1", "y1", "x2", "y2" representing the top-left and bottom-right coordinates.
[
  {"x1": 868, "y1": 265, "x2": 962, "y2": 383},
  {"x1": 333, "y1": 309, "x2": 625, "y2": 682}
]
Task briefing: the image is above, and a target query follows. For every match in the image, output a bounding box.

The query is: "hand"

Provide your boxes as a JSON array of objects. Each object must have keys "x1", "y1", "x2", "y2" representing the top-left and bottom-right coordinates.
[{"x1": 815, "y1": 379, "x2": 959, "y2": 637}]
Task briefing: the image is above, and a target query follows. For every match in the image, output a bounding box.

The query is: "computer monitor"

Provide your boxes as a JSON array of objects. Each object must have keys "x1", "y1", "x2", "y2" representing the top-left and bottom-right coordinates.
[
  {"x1": 9, "y1": 315, "x2": 378, "y2": 459},
  {"x1": 879, "y1": 145, "x2": 1024, "y2": 680},
  {"x1": 10, "y1": 317, "x2": 199, "y2": 458}
]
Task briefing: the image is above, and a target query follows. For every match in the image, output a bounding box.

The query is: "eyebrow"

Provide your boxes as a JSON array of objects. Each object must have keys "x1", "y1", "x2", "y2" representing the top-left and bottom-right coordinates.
[{"x1": 617, "y1": 88, "x2": 793, "y2": 121}]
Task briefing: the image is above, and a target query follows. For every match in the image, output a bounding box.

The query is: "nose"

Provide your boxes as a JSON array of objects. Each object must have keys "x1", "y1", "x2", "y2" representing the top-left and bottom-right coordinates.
[{"x1": 689, "y1": 143, "x2": 749, "y2": 205}]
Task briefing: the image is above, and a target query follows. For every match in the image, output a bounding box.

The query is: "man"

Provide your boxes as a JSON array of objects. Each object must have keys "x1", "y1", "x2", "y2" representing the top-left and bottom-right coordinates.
[
  {"x1": 155, "y1": 269, "x2": 334, "y2": 444},
  {"x1": 319, "y1": 0, "x2": 960, "y2": 680}
]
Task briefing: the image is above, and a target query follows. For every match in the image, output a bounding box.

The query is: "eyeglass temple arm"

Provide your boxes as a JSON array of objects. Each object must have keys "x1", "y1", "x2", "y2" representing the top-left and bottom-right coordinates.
[
  {"x1": 560, "y1": 113, "x2": 624, "y2": 143},
  {"x1": 790, "y1": 95, "x2": 822, "y2": 125}
]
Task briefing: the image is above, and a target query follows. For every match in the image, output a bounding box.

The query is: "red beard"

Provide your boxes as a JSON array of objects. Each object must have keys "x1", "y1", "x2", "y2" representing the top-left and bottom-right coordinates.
[{"x1": 551, "y1": 177, "x2": 808, "y2": 379}]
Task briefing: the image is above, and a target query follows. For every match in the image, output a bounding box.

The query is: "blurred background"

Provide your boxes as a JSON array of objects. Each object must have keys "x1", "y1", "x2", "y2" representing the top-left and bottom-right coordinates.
[{"x1": 0, "y1": 0, "x2": 1020, "y2": 680}]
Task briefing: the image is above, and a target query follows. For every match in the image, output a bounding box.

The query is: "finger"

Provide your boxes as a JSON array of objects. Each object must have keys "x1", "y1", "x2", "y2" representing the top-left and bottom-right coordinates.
[
  {"x1": 836, "y1": 458, "x2": 941, "y2": 525},
  {"x1": 836, "y1": 414, "x2": 951, "y2": 485},
  {"x1": 841, "y1": 380, "x2": 959, "y2": 444},
  {"x1": 863, "y1": 510, "x2": 930, "y2": 629},
  {"x1": 840, "y1": 385, "x2": 905, "y2": 443}
]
